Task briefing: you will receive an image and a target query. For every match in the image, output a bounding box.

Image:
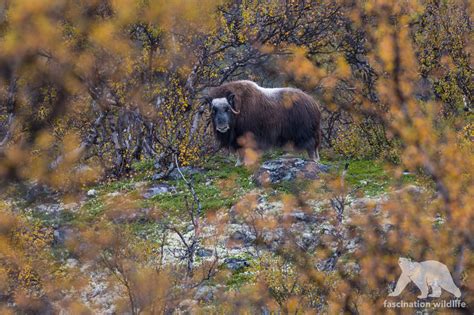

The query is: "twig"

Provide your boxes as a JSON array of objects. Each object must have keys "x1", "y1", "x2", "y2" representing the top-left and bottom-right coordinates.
[
  {"x1": 330, "y1": 163, "x2": 350, "y2": 223},
  {"x1": 174, "y1": 154, "x2": 203, "y2": 226},
  {"x1": 172, "y1": 154, "x2": 204, "y2": 277}
]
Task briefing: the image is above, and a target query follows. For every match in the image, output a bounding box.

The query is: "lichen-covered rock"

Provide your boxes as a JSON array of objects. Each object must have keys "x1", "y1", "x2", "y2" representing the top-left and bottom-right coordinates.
[
  {"x1": 194, "y1": 285, "x2": 218, "y2": 302},
  {"x1": 80, "y1": 267, "x2": 121, "y2": 314},
  {"x1": 34, "y1": 203, "x2": 63, "y2": 214},
  {"x1": 224, "y1": 257, "x2": 250, "y2": 271},
  {"x1": 254, "y1": 158, "x2": 329, "y2": 186},
  {"x1": 176, "y1": 299, "x2": 198, "y2": 313},
  {"x1": 196, "y1": 248, "x2": 214, "y2": 257},
  {"x1": 86, "y1": 189, "x2": 98, "y2": 197},
  {"x1": 143, "y1": 183, "x2": 176, "y2": 198},
  {"x1": 53, "y1": 226, "x2": 76, "y2": 245}
]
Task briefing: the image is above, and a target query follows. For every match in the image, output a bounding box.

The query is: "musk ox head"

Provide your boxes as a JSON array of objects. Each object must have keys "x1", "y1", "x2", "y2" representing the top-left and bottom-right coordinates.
[{"x1": 208, "y1": 93, "x2": 239, "y2": 133}]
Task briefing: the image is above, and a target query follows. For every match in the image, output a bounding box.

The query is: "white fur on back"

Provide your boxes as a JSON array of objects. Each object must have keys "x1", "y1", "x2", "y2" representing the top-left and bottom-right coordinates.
[{"x1": 245, "y1": 80, "x2": 291, "y2": 98}]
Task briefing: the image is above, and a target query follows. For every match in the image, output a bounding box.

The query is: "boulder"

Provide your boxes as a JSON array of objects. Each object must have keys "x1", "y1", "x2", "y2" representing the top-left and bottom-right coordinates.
[
  {"x1": 143, "y1": 183, "x2": 176, "y2": 199},
  {"x1": 282, "y1": 210, "x2": 318, "y2": 223},
  {"x1": 86, "y1": 189, "x2": 98, "y2": 197},
  {"x1": 226, "y1": 224, "x2": 256, "y2": 247},
  {"x1": 254, "y1": 158, "x2": 329, "y2": 186},
  {"x1": 53, "y1": 226, "x2": 75, "y2": 245},
  {"x1": 194, "y1": 285, "x2": 217, "y2": 303},
  {"x1": 196, "y1": 248, "x2": 214, "y2": 257},
  {"x1": 224, "y1": 257, "x2": 250, "y2": 271},
  {"x1": 177, "y1": 299, "x2": 198, "y2": 313},
  {"x1": 24, "y1": 182, "x2": 56, "y2": 203}
]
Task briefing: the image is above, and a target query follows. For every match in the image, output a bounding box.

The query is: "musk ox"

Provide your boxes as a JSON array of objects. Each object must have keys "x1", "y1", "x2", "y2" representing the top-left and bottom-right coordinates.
[{"x1": 206, "y1": 80, "x2": 321, "y2": 166}]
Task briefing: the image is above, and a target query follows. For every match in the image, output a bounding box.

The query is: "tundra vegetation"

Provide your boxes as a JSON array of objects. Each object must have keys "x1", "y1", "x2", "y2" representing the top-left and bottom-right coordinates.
[{"x1": 0, "y1": 0, "x2": 472, "y2": 314}]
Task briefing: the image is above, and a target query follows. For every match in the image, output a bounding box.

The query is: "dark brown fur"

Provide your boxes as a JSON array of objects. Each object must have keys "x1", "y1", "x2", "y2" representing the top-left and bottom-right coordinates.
[{"x1": 207, "y1": 80, "x2": 321, "y2": 160}]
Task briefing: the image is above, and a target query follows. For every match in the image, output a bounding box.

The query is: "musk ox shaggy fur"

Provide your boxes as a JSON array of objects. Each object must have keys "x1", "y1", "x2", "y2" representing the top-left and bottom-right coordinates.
[{"x1": 206, "y1": 80, "x2": 321, "y2": 165}]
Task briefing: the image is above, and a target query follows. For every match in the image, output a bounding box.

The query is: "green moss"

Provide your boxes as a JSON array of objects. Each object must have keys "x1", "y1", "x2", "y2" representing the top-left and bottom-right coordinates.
[
  {"x1": 41, "y1": 155, "x2": 426, "y2": 232},
  {"x1": 226, "y1": 270, "x2": 255, "y2": 289},
  {"x1": 130, "y1": 159, "x2": 157, "y2": 181},
  {"x1": 77, "y1": 155, "x2": 422, "y2": 227},
  {"x1": 129, "y1": 221, "x2": 167, "y2": 242},
  {"x1": 97, "y1": 178, "x2": 136, "y2": 193},
  {"x1": 344, "y1": 160, "x2": 389, "y2": 196},
  {"x1": 337, "y1": 160, "x2": 423, "y2": 196},
  {"x1": 144, "y1": 182, "x2": 243, "y2": 214},
  {"x1": 204, "y1": 155, "x2": 392, "y2": 197},
  {"x1": 270, "y1": 178, "x2": 312, "y2": 194},
  {"x1": 24, "y1": 206, "x2": 78, "y2": 227},
  {"x1": 142, "y1": 156, "x2": 256, "y2": 214},
  {"x1": 132, "y1": 159, "x2": 156, "y2": 173}
]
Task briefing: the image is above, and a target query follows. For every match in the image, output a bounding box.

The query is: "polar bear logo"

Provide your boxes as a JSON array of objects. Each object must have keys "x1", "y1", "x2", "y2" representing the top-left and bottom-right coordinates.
[{"x1": 389, "y1": 257, "x2": 461, "y2": 299}]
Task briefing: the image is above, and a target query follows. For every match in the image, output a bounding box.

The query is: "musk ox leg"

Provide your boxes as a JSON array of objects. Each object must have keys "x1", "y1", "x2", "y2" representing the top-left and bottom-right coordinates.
[
  {"x1": 235, "y1": 150, "x2": 244, "y2": 167},
  {"x1": 307, "y1": 148, "x2": 320, "y2": 163}
]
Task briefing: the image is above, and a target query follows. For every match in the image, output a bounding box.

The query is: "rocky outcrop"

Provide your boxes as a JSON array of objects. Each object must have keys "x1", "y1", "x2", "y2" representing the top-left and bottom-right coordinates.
[{"x1": 9, "y1": 158, "x2": 411, "y2": 313}]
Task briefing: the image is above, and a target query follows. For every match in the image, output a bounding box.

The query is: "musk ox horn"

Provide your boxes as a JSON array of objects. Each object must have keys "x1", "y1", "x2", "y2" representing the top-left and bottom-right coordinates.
[
  {"x1": 230, "y1": 107, "x2": 240, "y2": 114},
  {"x1": 226, "y1": 92, "x2": 240, "y2": 114}
]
